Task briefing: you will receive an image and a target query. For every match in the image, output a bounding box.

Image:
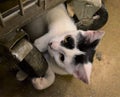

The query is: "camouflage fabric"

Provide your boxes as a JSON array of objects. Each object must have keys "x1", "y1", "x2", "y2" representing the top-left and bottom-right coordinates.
[{"x1": 71, "y1": 0, "x2": 102, "y2": 20}]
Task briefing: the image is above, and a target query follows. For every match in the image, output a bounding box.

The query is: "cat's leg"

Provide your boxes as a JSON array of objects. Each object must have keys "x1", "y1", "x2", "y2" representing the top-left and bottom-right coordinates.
[
  {"x1": 32, "y1": 67, "x2": 55, "y2": 90},
  {"x1": 34, "y1": 33, "x2": 52, "y2": 52}
]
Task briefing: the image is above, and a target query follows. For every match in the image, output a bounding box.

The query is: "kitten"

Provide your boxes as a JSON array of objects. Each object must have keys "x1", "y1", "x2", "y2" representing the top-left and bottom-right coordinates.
[{"x1": 32, "y1": 4, "x2": 104, "y2": 90}]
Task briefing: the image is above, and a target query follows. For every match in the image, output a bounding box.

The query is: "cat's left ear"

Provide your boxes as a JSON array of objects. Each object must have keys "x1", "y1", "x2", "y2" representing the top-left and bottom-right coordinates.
[{"x1": 83, "y1": 30, "x2": 105, "y2": 43}]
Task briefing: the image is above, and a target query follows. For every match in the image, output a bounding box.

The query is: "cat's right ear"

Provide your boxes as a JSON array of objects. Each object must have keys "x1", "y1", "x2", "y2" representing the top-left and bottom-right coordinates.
[
  {"x1": 82, "y1": 30, "x2": 105, "y2": 43},
  {"x1": 77, "y1": 30, "x2": 105, "y2": 51}
]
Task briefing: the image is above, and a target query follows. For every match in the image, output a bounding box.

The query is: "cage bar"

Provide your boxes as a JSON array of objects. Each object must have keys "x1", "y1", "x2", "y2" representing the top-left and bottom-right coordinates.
[
  {"x1": 18, "y1": 0, "x2": 24, "y2": 16},
  {"x1": 0, "y1": 13, "x2": 5, "y2": 27},
  {"x1": 38, "y1": 0, "x2": 41, "y2": 6}
]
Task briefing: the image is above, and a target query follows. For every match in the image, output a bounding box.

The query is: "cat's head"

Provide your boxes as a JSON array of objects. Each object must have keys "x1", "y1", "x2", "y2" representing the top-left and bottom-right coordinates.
[{"x1": 48, "y1": 30, "x2": 104, "y2": 84}]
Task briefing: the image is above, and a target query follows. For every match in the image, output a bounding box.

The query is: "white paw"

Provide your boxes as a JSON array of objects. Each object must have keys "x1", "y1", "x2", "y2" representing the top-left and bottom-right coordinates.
[
  {"x1": 32, "y1": 77, "x2": 48, "y2": 90},
  {"x1": 34, "y1": 39, "x2": 47, "y2": 52}
]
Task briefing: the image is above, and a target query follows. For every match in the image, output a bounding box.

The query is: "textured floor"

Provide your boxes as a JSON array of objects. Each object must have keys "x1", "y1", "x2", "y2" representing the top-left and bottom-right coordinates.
[{"x1": 0, "y1": 0, "x2": 120, "y2": 97}]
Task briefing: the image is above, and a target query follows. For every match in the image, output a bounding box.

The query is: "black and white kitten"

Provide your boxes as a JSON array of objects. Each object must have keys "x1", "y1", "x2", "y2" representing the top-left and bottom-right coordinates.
[{"x1": 18, "y1": 4, "x2": 104, "y2": 90}]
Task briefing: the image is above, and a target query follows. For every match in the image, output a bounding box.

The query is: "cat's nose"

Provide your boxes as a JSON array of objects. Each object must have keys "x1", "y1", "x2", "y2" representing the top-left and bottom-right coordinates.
[
  {"x1": 48, "y1": 42, "x2": 52, "y2": 46},
  {"x1": 48, "y1": 41, "x2": 59, "y2": 50}
]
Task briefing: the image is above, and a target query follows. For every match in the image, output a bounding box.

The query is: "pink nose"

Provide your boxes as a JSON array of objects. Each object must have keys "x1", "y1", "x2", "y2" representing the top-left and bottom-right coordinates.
[{"x1": 48, "y1": 41, "x2": 59, "y2": 50}]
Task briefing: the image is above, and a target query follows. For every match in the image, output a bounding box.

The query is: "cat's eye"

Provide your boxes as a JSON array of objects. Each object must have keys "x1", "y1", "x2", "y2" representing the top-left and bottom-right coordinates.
[{"x1": 59, "y1": 53, "x2": 64, "y2": 62}]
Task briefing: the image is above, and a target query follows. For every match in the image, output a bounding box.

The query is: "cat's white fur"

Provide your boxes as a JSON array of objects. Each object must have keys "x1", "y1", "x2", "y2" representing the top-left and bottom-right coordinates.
[
  {"x1": 34, "y1": 4, "x2": 77, "y2": 52},
  {"x1": 17, "y1": 3, "x2": 104, "y2": 90},
  {"x1": 33, "y1": 4, "x2": 77, "y2": 90},
  {"x1": 33, "y1": 3, "x2": 92, "y2": 90}
]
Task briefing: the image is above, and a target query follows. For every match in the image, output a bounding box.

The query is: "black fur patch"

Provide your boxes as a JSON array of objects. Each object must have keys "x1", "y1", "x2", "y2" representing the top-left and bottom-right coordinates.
[
  {"x1": 61, "y1": 35, "x2": 75, "y2": 49},
  {"x1": 74, "y1": 33, "x2": 98, "y2": 64},
  {"x1": 74, "y1": 54, "x2": 87, "y2": 64},
  {"x1": 86, "y1": 49, "x2": 96, "y2": 63},
  {"x1": 74, "y1": 50, "x2": 95, "y2": 65},
  {"x1": 77, "y1": 33, "x2": 100, "y2": 51}
]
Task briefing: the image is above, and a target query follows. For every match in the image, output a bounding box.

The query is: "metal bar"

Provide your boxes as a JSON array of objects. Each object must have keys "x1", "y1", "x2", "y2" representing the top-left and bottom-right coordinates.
[
  {"x1": 18, "y1": 0, "x2": 24, "y2": 16},
  {"x1": 44, "y1": 0, "x2": 46, "y2": 9},
  {"x1": 0, "y1": 0, "x2": 65, "y2": 34},
  {"x1": 38, "y1": 0, "x2": 41, "y2": 6},
  {"x1": 0, "y1": 13, "x2": 5, "y2": 27},
  {"x1": 2, "y1": 0, "x2": 35, "y2": 18},
  {"x1": 37, "y1": 0, "x2": 45, "y2": 9}
]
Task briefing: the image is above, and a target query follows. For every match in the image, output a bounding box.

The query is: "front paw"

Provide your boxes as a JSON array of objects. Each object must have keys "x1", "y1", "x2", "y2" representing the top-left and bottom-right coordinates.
[
  {"x1": 32, "y1": 77, "x2": 49, "y2": 90},
  {"x1": 34, "y1": 39, "x2": 47, "y2": 52}
]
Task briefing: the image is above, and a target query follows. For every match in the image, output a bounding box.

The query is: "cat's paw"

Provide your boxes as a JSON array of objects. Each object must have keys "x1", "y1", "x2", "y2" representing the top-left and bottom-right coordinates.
[
  {"x1": 34, "y1": 38, "x2": 47, "y2": 52},
  {"x1": 32, "y1": 77, "x2": 49, "y2": 90}
]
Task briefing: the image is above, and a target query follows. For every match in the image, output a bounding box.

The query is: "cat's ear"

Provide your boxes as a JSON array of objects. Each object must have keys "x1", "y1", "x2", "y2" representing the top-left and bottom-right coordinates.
[
  {"x1": 78, "y1": 30, "x2": 105, "y2": 51},
  {"x1": 83, "y1": 30, "x2": 105, "y2": 43}
]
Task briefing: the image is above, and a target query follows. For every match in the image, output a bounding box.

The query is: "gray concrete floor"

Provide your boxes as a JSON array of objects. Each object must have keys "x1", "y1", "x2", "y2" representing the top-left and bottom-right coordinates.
[{"x1": 0, "y1": 0, "x2": 120, "y2": 97}]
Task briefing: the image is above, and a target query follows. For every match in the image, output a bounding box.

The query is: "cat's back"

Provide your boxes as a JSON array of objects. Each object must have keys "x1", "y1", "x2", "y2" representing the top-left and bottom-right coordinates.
[{"x1": 46, "y1": 4, "x2": 67, "y2": 23}]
